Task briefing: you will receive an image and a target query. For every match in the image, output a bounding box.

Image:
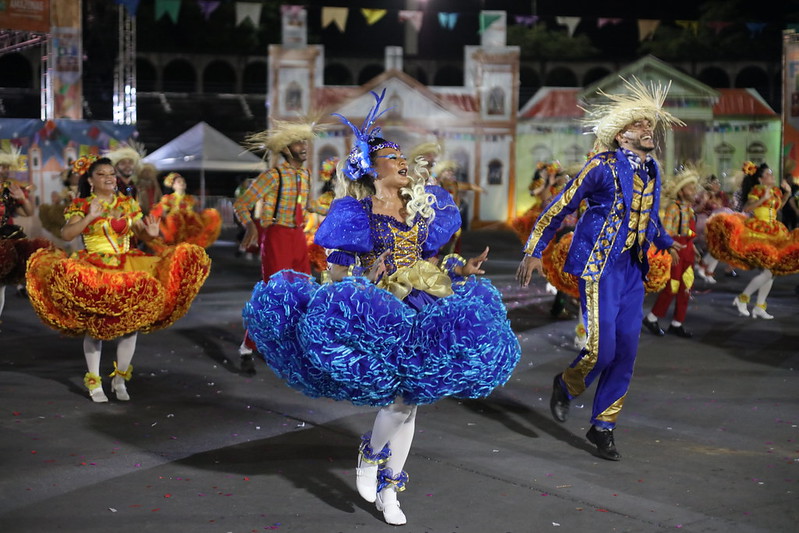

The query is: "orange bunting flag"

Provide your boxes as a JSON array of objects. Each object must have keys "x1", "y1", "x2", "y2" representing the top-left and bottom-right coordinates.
[
  {"x1": 322, "y1": 7, "x2": 348, "y2": 32},
  {"x1": 637, "y1": 19, "x2": 660, "y2": 41},
  {"x1": 361, "y1": 8, "x2": 387, "y2": 26}
]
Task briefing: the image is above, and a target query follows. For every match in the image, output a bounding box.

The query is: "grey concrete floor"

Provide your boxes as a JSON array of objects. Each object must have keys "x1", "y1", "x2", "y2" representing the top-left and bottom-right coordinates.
[{"x1": 1, "y1": 229, "x2": 797, "y2": 533}]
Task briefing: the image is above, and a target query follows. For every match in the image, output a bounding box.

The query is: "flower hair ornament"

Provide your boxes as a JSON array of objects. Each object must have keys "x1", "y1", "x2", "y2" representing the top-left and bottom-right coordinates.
[
  {"x1": 742, "y1": 161, "x2": 758, "y2": 177},
  {"x1": 72, "y1": 155, "x2": 98, "y2": 177},
  {"x1": 332, "y1": 88, "x2": 400, "y2": 181},
  {"x1": 163, "y1": 172, "x2": 180, "y2": 188}
]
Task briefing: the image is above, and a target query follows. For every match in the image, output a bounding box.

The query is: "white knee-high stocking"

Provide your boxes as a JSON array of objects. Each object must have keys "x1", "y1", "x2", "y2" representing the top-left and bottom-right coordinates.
[
  {"x1": 0, "y1": 285, "x2": 6, "y2": 318},
  {"x1": 83, "y1": 336, "x2": 103, "y2": 375},
  {"x1": 370, "y1": 403, "x2": 417, "y2": 473},
  {"x1": 755, "y1": 272, "x2": 774, "y2": 305},
  {"x1": 742, "y1": 269, "x2": 773, "y2": 298},
  {"x1": 116, "y1": 332, "x2": 138, "y2": 372}
]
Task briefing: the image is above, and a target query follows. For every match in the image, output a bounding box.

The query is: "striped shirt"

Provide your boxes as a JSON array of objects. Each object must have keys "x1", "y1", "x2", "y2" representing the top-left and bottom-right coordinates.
[{"x1": 233, "y1": 161, "x2": 310, "y2": 228}]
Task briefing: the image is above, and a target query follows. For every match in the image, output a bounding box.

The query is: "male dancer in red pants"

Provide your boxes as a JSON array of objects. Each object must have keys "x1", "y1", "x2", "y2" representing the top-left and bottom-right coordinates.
[
  {"x1": 643, "y1": 166, "x2": 700, "y2": 338},
  {"x1": 234, "y1": 120, "x2": 318, "y2": 372}
]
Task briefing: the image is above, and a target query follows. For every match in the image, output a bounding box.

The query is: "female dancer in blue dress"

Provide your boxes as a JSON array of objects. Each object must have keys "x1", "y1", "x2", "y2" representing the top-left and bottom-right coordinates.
[{"x1": 243, "y1": 90, "x2": 520, "y2": 526}]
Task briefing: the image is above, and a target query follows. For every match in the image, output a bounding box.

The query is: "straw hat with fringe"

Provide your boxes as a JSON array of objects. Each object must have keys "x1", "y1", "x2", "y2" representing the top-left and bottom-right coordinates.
[
  {"x1": 581, "y1": 76, "x2": 685, "y2": 153},
  {"x1": 243, "y1": 115, "x2": 324, "y2": 164},
  {"x1": 434, "y1": 159, "x2": 458, "y2": 176},
  {"x1": 0, "y1": 146, "x2": 25, "y2": 170},
  {"x1": 663, "y1": 162, "x2": 703, "y2": 199},
  {"x1": 104, "y1": 141, "x2": 145, "y2": 168},
  {"x1": 409, "y1": 140, "x2": 442, "y2": 164}
]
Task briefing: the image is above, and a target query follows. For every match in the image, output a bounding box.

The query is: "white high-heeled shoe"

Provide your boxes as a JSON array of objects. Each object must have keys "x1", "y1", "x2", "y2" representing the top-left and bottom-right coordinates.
[
  {"x1": 751, "y1": 304, "x2": 774, "y2": 320},
  {"x1": 376, "y1": 486, "x2": 407, "y2": 526},
  {"x1": 733, "y1": 296, "x2": 749, "y2": 317},
  {"x1": 89, "y1": 386, "x2": 108, "y2": 403},
  {"x1": 85, "y1": 372, "x2": 107, "y2": 403},
  {"x1": 111, "y1": 376, "x2": 130, "y2": 401}
]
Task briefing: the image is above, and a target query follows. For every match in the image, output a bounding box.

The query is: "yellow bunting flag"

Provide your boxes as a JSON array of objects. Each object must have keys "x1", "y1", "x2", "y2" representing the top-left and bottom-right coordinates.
[
  {"x1": 361, "y1": 8, "x2": 387, "y2": 26},
  {"x1": 675, "y1": 20, "x2": 699, "y2": 36}
]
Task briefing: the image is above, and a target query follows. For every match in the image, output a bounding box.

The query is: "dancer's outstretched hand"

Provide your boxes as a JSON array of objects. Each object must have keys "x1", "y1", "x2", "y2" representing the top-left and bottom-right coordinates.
[
  {"x1": 461, "y1": 246, "x2": 489, "y2": 276},
  {"x1": 516, "y1": 255, "x2": 543, "y2": 288}
]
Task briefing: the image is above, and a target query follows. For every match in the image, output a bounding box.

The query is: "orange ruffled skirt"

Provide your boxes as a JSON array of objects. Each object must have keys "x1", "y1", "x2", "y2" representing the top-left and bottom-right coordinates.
[
  {"x1": 159, "y1": 209, "x2": 222, "y2": 248},
  {"x1": 511, "y1": 205, "x2": 543, "y2": 244},
  {"x1": 26, "y1": 243, "x2": 210, "y2": 340},
  {"x1": 706, "y1": 213, "x2": 799, "y2": 275},
  {"x1": 541, "y1": 232, "x2": 672, "y2": 298}
]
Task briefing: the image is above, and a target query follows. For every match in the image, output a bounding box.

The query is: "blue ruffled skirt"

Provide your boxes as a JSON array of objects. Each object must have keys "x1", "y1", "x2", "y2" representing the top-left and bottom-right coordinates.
[{"x1": 243, "y1": 270, "x2": 521, "y2": 406}]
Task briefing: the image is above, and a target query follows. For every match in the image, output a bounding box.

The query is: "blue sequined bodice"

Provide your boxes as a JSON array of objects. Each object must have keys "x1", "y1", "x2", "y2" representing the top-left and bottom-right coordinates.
[{"x1": 361, "y1": 197, "x2": 429, "y2": 275}]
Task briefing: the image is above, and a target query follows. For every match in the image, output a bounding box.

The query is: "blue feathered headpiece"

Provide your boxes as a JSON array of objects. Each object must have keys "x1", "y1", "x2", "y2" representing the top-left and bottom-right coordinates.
[{"x1": 332, "y1": 89, "x2": 400, "y2": 181}]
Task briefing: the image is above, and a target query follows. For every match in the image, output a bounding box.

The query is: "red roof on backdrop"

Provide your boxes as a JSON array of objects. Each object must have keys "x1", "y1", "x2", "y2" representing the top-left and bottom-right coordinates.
[
  {"x1": 712, "y1": 89, "x2": 776, "y2": 116},
  {"x1": 520, "y1": 87, "x2": 777, "y2": 120},
  {"x1": 519, "y1": 88, "x2": 582, "y2": 119}
]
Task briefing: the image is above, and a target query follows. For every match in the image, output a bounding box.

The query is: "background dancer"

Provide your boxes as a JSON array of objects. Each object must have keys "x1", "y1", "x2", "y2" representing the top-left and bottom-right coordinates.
[
  {"x1": 706, "y1": 162, "x2": 798, "y2": 319},
  {"x1": 26, "y1": 156, "x2": 210, "y2": 402}
]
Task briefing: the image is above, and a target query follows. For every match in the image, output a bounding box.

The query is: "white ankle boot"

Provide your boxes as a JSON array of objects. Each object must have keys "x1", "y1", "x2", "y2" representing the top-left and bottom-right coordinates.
[
  {"x1": 733, "y1": 296, "x2": 749, "y2": 317},
  {"x1": 751, "y1": 304, "x2": 773, "y2": 320},
  {"x1": 355, "y1": 434, "x2": 389, "y2": 503},
  {"x1": 356, "y1": 455, "x2": 378, "y2": 503},
  {"x1": 376, "y1": 486, "x2": 406, "y2": 526},
  {"x1": 111, "y1": 376, "x2": 130, "y2": 401}
]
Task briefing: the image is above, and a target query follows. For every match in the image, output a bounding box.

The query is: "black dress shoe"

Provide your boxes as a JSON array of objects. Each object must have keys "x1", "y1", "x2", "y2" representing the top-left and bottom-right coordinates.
[
  {"x1": 725, "y1": 270, "x2": 738, "y2": 278},
  {"x1": 642, "y1": 317, "x2": 665, "y2": 336},
  {"x1": 240, "y1": 353, "x2": 257, "y2": 375},
  {"x1": 550, "y1": 374, "x2": 570, "y2": 423},
  {"x1": 667, "y1": 324, "x2": 693, "y2": 338},
  {"x1": 586, "y1": 426, "x2": 621, "y2": 461}
]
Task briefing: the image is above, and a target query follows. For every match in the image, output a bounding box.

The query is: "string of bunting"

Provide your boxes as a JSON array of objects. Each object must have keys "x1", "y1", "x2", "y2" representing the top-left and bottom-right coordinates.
[{"x1": 113, "y1": 1, "x2": 781, "y2": 41}]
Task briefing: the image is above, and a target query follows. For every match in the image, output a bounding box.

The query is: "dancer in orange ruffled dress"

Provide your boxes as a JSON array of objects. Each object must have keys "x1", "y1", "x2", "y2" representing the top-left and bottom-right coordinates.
[
  {"x1": 706, "y1": 161, "x2": 799, "y2": 319},
  {"x1": 511, "y1": 162, "x2": 559, "y2": 243},
  {"x1": 149, "y1": 172, "x2": 221, "y2": 248},
  {"x1": 26, "y1": 157, "x2": 211, "y2": 402}
]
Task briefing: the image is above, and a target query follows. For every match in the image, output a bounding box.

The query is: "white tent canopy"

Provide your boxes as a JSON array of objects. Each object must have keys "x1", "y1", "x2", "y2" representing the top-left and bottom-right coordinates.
[{"x1": 143, "y1": 121, "x2": 266, "y2": 205}]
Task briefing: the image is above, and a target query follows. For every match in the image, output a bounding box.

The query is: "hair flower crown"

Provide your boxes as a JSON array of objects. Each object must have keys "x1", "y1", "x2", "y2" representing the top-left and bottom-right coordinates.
[
  {"x1": 742, "y1": 161, "x2": 758, "y2": 176},
  {"x1": 72, "y1": 155, "x2": 98, "y2": 176}
]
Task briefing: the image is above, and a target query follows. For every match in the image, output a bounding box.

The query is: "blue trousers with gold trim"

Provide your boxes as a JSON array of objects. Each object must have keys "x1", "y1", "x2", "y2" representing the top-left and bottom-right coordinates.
[{"x1": 560, "y1": 251, "x2": 644, "y2": 430}]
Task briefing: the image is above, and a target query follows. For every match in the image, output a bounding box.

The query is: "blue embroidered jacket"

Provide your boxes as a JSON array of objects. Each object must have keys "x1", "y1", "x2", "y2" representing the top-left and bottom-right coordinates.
[{"x1": 523, "y1": 149, "x2": 674, "y2": 281}]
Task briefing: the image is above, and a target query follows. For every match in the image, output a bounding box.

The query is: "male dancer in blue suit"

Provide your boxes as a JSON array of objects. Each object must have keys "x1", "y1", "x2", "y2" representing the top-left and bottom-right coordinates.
[{"x1": 516, "y1": 78, "x2": 685, "y2": 461}]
